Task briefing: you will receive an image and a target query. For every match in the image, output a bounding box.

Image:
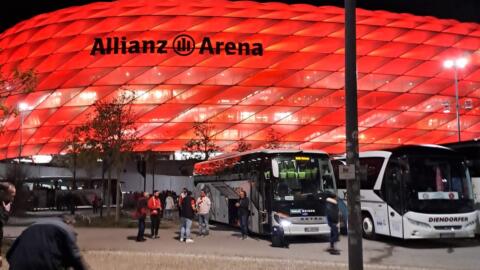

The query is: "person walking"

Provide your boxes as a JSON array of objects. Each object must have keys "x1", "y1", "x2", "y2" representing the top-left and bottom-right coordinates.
[
  {"x1": 148, "y1": 190, "x2": 162, "y2": 239},
  {"x1": 0, "y1": 182, "x2": 15, "y2": 267},
  {"x1": 235, "y1": 190, "x2": 250, "y2": 239},
  {"x1": 196, "y1": 190, "x2": 211, "y2": 236},
  {"x1": 6, "y1": 215, "x2": 90, "y2": 270},
  {"x1": 326, "y1": 193, "x2": 340, "y2": 255},
  {"x1": 179, "y1": 190, "x2": 196, "y2": 243},
  {"x1": 165, "y1": 191, "x2": 174, "y2": 220},
  {"x1": 136, "y1": 192, "x2": 148, "y2": 242}
]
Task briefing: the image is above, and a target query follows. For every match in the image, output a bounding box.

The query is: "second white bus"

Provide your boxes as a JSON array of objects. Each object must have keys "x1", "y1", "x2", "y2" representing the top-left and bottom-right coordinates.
[{"x1": 332, "y1": 145, "x2": 477, "y2": 239}]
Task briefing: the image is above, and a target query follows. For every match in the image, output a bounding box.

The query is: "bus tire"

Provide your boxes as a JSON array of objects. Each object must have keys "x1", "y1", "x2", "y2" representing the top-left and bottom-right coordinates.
[{"x1": 362, "y1": 213, "x2": 376, "y2": 239}]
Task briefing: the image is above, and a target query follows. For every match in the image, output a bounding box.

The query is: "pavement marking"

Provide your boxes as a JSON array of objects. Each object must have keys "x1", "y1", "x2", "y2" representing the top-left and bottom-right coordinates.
[{"x1": 85, "y1": 250, "x2": 450, "y2": 270}]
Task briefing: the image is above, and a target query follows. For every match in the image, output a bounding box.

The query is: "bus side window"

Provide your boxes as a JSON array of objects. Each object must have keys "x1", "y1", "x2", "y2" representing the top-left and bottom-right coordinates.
[
  {"x1": 359, "y1": 158, "x2": 383, "y2": 190},
  {"x1": 332, "y1": 160, "x2": 346, "y2": 189}
]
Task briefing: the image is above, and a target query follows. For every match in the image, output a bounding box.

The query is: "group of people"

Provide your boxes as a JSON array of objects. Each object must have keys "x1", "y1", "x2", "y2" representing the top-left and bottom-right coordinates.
[
  {"x1": 134, "y1": 190, "x2": 161, "y2": 241},
  {"x1": 132, "y1": 187, "x2": 341, "y2": 254},
  {"x1": 133, "y1": 188, "x2": 213, "y2": 243},
  {"x1": 133, "y1": 187, "x2": 253, "y2": 243},
  {"x1": 0, "y1": 182, "x2": 341, "y2": 270}
]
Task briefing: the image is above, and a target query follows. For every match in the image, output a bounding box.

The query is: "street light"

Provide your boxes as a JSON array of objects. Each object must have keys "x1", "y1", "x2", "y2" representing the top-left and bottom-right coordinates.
[
  {"x1": 443, "y1": 57, "x2": 468, "y2": 142},
  {"x1": 18, "y1": 102, "x2": 29, "y2": 160},
  {"x1": 15, "y1": 102, "x2": 29, "y2": 184}
]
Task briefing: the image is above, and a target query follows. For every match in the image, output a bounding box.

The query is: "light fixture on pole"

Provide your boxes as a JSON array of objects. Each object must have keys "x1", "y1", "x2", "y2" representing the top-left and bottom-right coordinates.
[
  {"x1": 18, "y1": 102, "x2": 29, "y2": 160},
  {"x1": 15, "y1": 102, "x2": 29, "y2": 183},
  {"x1": 443, "y1": 57, "x2": 468, "y2": 142}
]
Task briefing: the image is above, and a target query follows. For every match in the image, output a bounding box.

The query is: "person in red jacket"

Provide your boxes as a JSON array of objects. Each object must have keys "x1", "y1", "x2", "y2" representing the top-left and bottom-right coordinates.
[{"x1": 148, "y1": 190, "x2": 162, "y2": 239}]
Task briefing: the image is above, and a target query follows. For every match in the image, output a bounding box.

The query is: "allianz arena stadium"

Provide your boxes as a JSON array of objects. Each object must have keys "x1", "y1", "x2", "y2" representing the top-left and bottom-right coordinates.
[{"x1": 0, "y1": 0, "x2": 479, "y2": 159}]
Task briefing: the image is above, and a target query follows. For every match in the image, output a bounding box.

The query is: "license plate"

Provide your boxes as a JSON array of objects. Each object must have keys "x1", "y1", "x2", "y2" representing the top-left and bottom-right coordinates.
[
  {"x1": 305, "y1": 227, "x2": 319, "y2": 232},
  {"x1": 440, "y1": 233, "x2": 455, "y2": 238}
]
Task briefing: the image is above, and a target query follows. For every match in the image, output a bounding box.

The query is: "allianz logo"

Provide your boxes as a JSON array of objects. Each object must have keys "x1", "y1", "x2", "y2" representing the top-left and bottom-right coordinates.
[{"x1": 90, "y1": 35, "x2": 264, "y2": 56}]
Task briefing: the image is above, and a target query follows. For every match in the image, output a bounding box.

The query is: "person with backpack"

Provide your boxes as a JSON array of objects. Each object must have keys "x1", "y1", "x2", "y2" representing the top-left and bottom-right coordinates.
[{"x1": 179, "y1": 190, "x2": 196, "y2": 243}]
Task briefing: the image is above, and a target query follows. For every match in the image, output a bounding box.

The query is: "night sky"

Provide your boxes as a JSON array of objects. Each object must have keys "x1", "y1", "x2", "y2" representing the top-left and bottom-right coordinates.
[{"x1": 1, "y1": 0, "x2": 479, "y2": 33}]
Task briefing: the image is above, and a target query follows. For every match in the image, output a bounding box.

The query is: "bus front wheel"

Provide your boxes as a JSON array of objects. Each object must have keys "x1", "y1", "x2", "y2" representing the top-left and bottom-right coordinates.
[{"x1": 362, "y1": 214, "x2": 376, "y2": 239}]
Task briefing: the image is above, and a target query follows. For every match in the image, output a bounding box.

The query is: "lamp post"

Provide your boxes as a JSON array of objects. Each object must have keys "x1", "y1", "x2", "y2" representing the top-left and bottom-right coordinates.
[
  {"x1": 18, "y1": 102, "x2": 29, "y2": 160},
  {"x1": 17, "y1": 102, "x2": 28, "y2": 183},
  {"x1": 443, "y1": 58, "x2": 468, "y2": 142}
]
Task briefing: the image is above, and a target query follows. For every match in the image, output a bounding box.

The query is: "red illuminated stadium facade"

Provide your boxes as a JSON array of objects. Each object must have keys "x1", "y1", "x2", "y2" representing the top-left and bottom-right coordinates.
[{"x1": 0, "y1": 0, "x2": 479, "y2": 159}]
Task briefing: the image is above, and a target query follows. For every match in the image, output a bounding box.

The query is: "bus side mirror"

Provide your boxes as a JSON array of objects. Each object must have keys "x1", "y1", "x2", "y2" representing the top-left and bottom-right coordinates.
[{"x1": 272, "y1": 160, "x2": 279, "y2": 178}]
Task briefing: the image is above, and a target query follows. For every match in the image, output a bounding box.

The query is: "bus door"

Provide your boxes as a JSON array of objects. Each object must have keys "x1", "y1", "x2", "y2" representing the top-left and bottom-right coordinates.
[
  {"x1": 383, "y1": 158, "x2": 405, "y2": 238},
  {"x1": 262, "y1": 166, "x2": 273, "y2": 234},
  {"x1": 248, "y1": 172, "x2": 260, "y2": 233}
]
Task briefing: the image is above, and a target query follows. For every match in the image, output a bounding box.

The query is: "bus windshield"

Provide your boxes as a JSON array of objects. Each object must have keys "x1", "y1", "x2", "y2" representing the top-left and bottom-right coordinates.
[
  {"x1": 272, "y1": 155, "x2": 335, "y2": 201},
  {"x1": 405, "y1": 156, "x2": 474, "y2": 213}
]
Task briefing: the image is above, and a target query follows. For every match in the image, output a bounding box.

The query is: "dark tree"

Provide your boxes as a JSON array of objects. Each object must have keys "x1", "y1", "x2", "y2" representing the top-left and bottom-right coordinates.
[
  {"x1": 264, "y1": 128, "x2": 282, "y2": 149},
  {"x1": 233, "y1": 138, "x2": 252, "y2": 152},
  {"x1": 182, "y1": 122, "x2": 221, "y2": 160},
  {"x1": 79, "y1": 92, "x2": 140, "y2": 222}
]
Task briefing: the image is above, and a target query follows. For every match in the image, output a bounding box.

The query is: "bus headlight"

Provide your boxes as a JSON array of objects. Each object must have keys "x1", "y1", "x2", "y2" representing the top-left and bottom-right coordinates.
[
  {"x1": 273, "y1": 214, "x2": 280, "y2": 224},
  {"x1": 280, "y1": 219, "x2": 292, "y2": 227},
  {"x1": 407, "y1": 218, "x2": 431, "y2": 229}
]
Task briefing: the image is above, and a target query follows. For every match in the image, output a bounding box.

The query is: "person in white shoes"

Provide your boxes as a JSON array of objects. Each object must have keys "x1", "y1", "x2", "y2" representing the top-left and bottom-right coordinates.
[
  {"x1": 179, "y1": 190, "x2": 196, "y2": 243},
  {"x1": 196, "y1": 190, "x2": 211, "y2": 236}
]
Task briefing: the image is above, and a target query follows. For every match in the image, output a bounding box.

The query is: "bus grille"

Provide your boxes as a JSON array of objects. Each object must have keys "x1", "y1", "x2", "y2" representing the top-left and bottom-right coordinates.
[
  {"x1": 291, "y1": 216, "x2": 327, "y2": 224},
  {"x1": 434, "y1": 225, "x2": 462, "y2": 230}
]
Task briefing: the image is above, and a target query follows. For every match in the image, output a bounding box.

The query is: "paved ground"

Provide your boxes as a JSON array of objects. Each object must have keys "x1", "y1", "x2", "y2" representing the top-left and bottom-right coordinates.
[{"x1": 4, "y1": 221, "x2": 480, "y2": 270}]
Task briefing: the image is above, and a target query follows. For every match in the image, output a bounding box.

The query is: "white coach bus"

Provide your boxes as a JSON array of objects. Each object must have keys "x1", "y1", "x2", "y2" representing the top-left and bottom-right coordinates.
[
  {"x1": 444, "y1": 141, "x2": 480, "y2": 235},
  {"x1": 332, "y1": 145, "x2": 477, "y2": 239},
  {"x1": 193, "y1": 149, "x2": 337, "y2": 246}
]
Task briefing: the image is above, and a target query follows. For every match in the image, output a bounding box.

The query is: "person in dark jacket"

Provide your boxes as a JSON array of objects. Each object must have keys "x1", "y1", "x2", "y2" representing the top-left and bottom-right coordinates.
[
  {"x1": 235, "y1": 190, "x2": 250, "y2": 239},
  {"x1": 0, "y1": 182, "x2": 15, "y2": 267},
  {"x1": 136, "y1": 191, "x2": 149, "y2": 242},
  {"x1": 6, "y1": 215, "x2": 89, "y2": 270},
  {"x1": 179, "y1": 190, "x2": 196, "y2": 243},
  {"x1": 326, "y1": 193, "x2": 340, "y2": 254}
]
